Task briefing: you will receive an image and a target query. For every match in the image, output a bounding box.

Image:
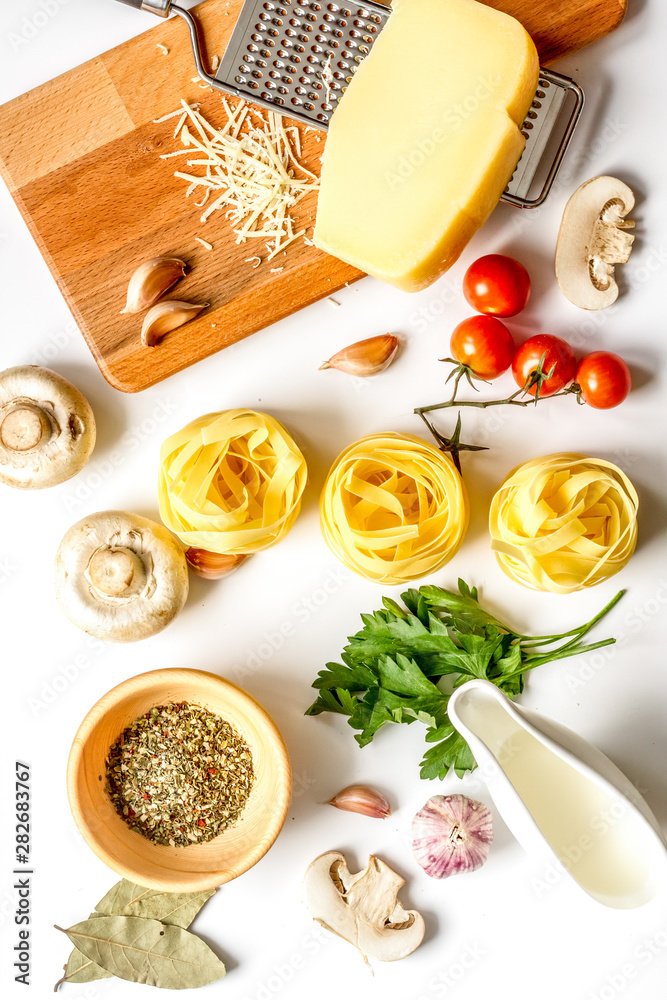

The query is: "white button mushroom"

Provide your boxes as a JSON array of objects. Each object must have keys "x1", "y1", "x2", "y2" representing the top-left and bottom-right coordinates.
[
  {"x1": 303, "y1": 851, "x2": 425, "y2": 963},
  {"x1": 0, "y1": 366, "x2": 96, "y2": 489},
  {"x1": 55, "y1": 511, "x2": 189, "y2": 642}
]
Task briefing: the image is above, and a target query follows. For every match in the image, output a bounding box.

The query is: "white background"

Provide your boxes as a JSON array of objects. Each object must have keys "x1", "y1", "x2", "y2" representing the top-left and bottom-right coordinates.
[{"x1": 1, "y1": 1, "x2": 666, "y2": 998}]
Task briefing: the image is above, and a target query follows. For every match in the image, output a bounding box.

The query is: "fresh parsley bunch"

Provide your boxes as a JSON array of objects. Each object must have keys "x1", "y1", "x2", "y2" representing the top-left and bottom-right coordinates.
[{"x1": 307, "y1": 581, "x2": 622, "y2": 779}]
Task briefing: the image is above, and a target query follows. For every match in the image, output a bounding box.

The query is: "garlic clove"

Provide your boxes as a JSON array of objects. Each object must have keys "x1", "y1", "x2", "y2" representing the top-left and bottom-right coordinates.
[
  {"x1": 326, "y1": 784, "x2": 391, "y2": 819},
  {"x1": 185, "y1": 548, "x2": 248, "y2": 580},
  {"x1": 319, "y1": 334, "x2": 399, "y2": 377},
  {"x1": 121, "y1": 257, "x2": 187, "y2": 314},
  {"x1": 412, "y1": 794, "x2": 493, "y2": 879},
  {"x1": 141, "y1": 300, "x2": 209, "y2": 347}
]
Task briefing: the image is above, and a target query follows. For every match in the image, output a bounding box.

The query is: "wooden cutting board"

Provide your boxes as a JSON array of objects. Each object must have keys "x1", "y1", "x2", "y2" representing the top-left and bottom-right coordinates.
[{"x1": 0, "y1": 0, "x2": 626, "y2": 393}]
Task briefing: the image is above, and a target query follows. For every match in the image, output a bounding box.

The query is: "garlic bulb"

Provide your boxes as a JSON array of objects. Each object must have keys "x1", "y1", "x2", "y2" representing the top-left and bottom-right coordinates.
[
  {"x1": 319, "y1": 334, "x2": 399, "y2": 377},
  {"x1": 412, "y1": 794, "x2": 493, "y2": 879},
  {"x1": 326, "y1": 784, "x2": 391, "y2": 819}
]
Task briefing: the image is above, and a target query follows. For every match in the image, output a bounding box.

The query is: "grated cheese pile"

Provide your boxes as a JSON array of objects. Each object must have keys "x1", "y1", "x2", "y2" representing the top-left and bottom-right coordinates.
[{"x1": 158, "y1": 99, "x2": 319, "y2": 262}]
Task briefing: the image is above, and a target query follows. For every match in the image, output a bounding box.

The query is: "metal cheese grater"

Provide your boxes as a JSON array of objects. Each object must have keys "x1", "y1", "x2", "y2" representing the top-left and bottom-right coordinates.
[{"x1": 114, "y1": 0, "x2": 584, "y2": 208}]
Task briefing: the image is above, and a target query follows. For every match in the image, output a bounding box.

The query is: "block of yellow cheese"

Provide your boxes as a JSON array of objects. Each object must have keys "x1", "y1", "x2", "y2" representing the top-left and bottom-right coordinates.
[{"x1": 314, "y1": 0, "x2": 539, "y2": 292}]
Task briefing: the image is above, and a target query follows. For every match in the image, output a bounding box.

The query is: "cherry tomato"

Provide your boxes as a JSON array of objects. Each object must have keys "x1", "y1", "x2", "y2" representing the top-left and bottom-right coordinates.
[
  {"x1": 575, "y1": 352, "x2": 631, "y2": 409},
  {"x1": 512, "y1": 334, "x2": 577, "y2": 396},
  {"x1": 463, "y1": 254, "x2": 531, "y2": 317},
  {"x1": 450, "y1": 316, "x2": 515, "y2": 379}
]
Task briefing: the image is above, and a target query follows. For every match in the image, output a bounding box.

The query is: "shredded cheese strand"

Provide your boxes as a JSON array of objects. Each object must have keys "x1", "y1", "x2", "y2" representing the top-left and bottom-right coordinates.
[
  {"x1": 489, "y1": 453, "x2": 639, "y2": 594},
  {"x1": 321, "y1": 433, "x2": 469, "y2": 585},
  {"x1": 159, "y1": 99, "x2": 319, "y2": 261},
  {"x1": 159, "y1": 410, "x2": 308, "y2": 555}
]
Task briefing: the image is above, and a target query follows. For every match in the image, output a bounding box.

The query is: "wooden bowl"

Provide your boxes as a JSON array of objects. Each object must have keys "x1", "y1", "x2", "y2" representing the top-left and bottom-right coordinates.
[{"x1": 67, "y1": 668, "x2": 292, "y2": 892}]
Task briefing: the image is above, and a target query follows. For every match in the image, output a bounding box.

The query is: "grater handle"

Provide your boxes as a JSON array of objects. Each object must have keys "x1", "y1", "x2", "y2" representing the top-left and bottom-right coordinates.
[{"x1": 111, "y1": 0, "x2": 171, "y2": 16}]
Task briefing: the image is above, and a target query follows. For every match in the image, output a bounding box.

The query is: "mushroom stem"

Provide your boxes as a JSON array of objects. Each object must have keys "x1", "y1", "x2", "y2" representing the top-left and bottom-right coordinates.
[
  {"x1": 0, "y1": 404, "x2": 51, "y2": 452},
  {"x1": 86, "y1": 547, "x2": 146, "y2": 598}
]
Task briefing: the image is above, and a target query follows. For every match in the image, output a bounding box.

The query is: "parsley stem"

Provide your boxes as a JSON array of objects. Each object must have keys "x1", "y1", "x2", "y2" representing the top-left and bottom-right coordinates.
[
  {"x1": 509, "y1": 637, "x2": 617, "y2": 676},
  {"x1": 516, "y1": 590, "x2": 625, "y2": 645}
]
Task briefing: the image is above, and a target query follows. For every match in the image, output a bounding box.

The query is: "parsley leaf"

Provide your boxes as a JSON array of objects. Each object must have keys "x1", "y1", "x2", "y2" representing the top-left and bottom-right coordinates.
[
  {"x1": 421, "y1": 721, "x2": 477, "y2": 780},
  {"x1": 306, "y1": 581, "x2": 623, "y2": 780}
]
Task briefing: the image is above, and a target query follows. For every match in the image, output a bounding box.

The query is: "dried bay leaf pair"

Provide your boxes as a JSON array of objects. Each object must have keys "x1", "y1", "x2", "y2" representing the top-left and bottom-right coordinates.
[{"x1": 54, "y1": 879, "x2": 224, "y2": 991}]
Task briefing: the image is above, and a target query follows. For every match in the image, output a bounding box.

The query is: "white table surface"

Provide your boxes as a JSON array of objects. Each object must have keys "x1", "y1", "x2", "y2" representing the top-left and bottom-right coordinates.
[{"x1": 1, "y1": 1, "x2": 666, "y2": 998}]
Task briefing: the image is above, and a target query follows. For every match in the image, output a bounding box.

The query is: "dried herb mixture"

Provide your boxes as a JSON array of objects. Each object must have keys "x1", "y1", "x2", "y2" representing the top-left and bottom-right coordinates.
[{"x1": 105, "y1": 702, "x2": 254, "y2": 847}]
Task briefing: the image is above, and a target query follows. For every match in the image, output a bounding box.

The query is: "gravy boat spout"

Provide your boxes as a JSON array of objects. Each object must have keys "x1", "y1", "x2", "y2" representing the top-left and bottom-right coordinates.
[{"x1": 448, "y1": 680, "x2": 667, "y2": 909}]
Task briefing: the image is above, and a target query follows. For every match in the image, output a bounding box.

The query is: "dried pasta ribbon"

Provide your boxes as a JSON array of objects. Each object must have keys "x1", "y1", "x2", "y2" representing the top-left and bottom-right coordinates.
[
  {"x1": 321, "y1": 432, "x2": 468, "y2": 585},
  {"x1": 489, "y1": 452, "x2": 638, "y2": 594},
  {"x1": 158, "y1": 409, "x2": 307, "y2": 554}
]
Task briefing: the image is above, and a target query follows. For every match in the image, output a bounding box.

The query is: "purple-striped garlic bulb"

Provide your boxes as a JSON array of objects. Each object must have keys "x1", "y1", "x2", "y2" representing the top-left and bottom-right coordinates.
[{"x1": 412, "y1": 794, "x2": 493, "y2": 879}]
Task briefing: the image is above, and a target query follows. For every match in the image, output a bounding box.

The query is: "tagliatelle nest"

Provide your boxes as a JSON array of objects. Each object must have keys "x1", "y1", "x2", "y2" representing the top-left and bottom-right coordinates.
[
  {"x1": 320, "y1": 432, "x2": 468, "y2": 585},
  {"x1": 158, "y1": 409, "x2": 308, "y2": 554},
  {"x1": 489, "y1": 453, "x2": 638, "y2": 594}
]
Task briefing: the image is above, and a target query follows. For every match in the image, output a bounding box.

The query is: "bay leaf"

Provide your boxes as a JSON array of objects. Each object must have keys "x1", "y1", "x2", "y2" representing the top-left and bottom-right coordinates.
[
  {"x1": 60, "y1": 915, "x2": 226, "y2": 990},
  {"x1": 53, "y1": 949, "x2": 111, "y2": 990},
  {"x1": 54, "y1": 914, "x2": 111, "y2": 991},
  {"x1": 95, "y1": 879, "x2": 215, "y2": 928}
]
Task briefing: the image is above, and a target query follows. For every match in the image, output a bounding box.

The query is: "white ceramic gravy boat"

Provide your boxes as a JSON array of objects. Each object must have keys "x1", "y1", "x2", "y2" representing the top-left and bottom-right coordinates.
[{"x1": 447, "y1": 679, "x2": 667, "y2": 909}]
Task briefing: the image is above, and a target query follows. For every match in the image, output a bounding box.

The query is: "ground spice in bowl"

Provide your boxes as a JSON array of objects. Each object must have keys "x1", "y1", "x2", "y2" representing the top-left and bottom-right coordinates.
[{"x1": 105, "y1": 702, "x2": 254, "y2": 847}]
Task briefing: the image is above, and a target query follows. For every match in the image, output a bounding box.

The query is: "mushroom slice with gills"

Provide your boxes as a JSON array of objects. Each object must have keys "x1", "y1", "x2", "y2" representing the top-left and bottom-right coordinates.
[
  {"x1": 0, "y1": 366, "x2": 95, "y2": 489},
  {"x1": 55, "y1": 511, "x2": 189, "y2": 642},
  {"x1": 303, "y1": 851, "x2": 425, "y2": 963},
  {"x1": 555, "y1": 176, "x2": 636, "y2": 310}
]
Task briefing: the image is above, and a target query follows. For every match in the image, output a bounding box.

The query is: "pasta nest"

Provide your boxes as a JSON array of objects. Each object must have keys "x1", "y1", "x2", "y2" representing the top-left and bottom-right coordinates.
[
  {"x1": 158, "y1": 409, "x2": 307, "y2": 554},
  {"x1": 489, "y1": 452, "x2": 638, "y2": 594},
  {"x1": 320, "y1": 432, "x2": 468, "y2": 585}
]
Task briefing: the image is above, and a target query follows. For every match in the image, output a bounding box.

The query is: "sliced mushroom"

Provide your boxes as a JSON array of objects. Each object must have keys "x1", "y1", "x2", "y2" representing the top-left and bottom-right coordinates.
[
  {"x1": 303, "y1": 851, "x2": 425, "y2": 963},
  {"x1": 0, "y1": 366, "x2": 95, "y2": 489},
  {"x1": 55, "y1": 511, "x2": 189, "y2": 642},
  {"x1": 555, "y1": 176, "x2": 635, "y2": 310}
]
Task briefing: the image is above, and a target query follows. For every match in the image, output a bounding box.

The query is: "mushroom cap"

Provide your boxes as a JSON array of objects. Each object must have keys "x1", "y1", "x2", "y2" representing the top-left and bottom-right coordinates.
[
  {"x1": 55, "y1": 511, "x2": 189, "y2": 643},
  {"x1": 555, "y1": 176, "x2": 635, "y2": 311},
  {"x1": 0, "y1": 365, "x2": 96, "y2": 489},
  {"x1": 303, "y1": 851, "x2": 425, "y2": 963}
]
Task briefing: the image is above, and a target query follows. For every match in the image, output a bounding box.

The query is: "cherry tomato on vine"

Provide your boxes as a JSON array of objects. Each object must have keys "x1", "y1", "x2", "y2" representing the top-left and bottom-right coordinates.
[
  {"x1": 462, "y1": 254, "x2": 531, "y2": 317},
  {"x1": 512, "y1": 334, "x2": 577, "y2": 396},
  {"x1": 450, "y1": 316, "x2": 516, "y2": 380},
  {"x1": 576, "y1": 352, "x2": 631, "y2": 409}
]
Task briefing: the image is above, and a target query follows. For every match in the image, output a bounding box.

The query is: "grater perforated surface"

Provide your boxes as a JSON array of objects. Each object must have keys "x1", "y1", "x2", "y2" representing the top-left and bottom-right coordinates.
[
  {"x1": 212, "y1": 0, "x2": 584, "y2": 206},
  {"x1": 217, "y1": 0, "x2": 391, "y2": 124}
]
